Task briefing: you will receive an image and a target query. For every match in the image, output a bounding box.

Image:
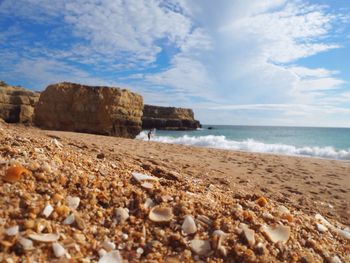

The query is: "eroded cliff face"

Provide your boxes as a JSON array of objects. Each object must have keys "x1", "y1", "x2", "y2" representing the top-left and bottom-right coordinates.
[
  {"x1": 34, "y1": 82, "x2": 143, "y2": 138},
  {"x1": 142, "y1": 104, "x2": 201, "y2": 130},
  {"x1": 0, "y1": 81, "x2": 40, "y2": 123}
]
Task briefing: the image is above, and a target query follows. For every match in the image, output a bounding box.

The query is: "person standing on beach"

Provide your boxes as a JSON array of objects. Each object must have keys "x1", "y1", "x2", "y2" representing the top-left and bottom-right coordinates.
[{"x1": 147, "y1": 129, "x2": 152, "y2": 141}]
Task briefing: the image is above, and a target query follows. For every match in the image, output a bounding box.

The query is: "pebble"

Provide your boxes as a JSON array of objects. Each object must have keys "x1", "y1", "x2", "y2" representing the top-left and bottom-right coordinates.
[
  {"x1": 5, "y1": 225, "x2": 19, "y2": 236},
  {"x1": 42, "y1": 204, "x2": 54, "y2": 218}
]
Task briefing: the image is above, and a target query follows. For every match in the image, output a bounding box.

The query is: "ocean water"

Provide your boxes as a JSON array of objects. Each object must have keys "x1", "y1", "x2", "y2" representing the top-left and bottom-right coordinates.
[{"x1": 137, "y1": 125, "x2": 350, "y2": 160}]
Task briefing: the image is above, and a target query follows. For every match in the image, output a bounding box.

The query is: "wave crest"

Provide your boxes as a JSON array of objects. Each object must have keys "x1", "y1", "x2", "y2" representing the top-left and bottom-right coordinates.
[{"x1": 136, "y1": 131, "x2": 350, "y2": 160}]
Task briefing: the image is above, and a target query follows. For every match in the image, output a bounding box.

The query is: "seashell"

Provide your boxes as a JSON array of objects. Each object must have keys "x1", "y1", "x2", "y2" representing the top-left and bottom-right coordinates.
[
  {"x1": 261, "y1": 225, "x2": 290, "y2": 243},
  {"x1": 241, "y1": 226, "x2": 255, "y2": 246},
  {"x1": 161, "y1": 195, "x2": 174, "y2": 202},
  {"x1": 212, "y1": 230, "x2": 227, "y2": 249},
  {"x1": 66, "y1": 196, "x2": 80, "y2": 210},
  {"x1": 18, "y1": 237, "x2": 34, "y2": 250},
  {"x1": 144, "y1": 198, "x2": 154, "y2": 209},
  {"x1": 141, "y1": 182, "x2": 154, "y2": 189},
  {"x1": 149, "y1": 206, "x2": 173, "y2": 222},
  {"x1": 42, "y1": 204, "x2": 54, "y2": 218},
  {"x1": 63, "y1": 213, "x2": 75, "y2": 225},
  {"x1": 98, "y1": 248, "x2": 107, "y2": 257},
  {"x1": 102, "y1": 240, "x2": 116, "y2": 251},
  {"x1": 316, "y1": 223, "x2": 327, "y2": 233},
  {"x1": 315, "y1": 213, "x2": 333, "y2": 228},
  {"x1": 336, "y1": 228, "x2": 350, "y2": 240},
  {"x1": 5, "y1": 225, "x2": 19, "y2": 236},
  {"x1": 4, "y1": 165, "x2": 29, "y2": 183},
  {"x1": 29, "y1": 233, "x2": 60, "y2": 242},
  {"x1": 132, "y1": 172, "x2": 159, "y2": 182},
  {"x1": 277, "y1": 205, "x2": 290, "y2": 215},
  {"x1": 256, "y1": 196, "x2": 268, "y2": 207},
  {"x1": 115, "y1": 207, "x2": 129, "y2": 224},
  {"x1": 52, "y1": 139, "x2": 62, "y2": 149},
  {"x1": 181, "y1": 215, "x2": 197, "y2": 235},
  {"x1": 99, "y1": 250, "x2": 123, "y2": 263},
  {"x1": 52, "y1": 242, "x2": 66, "y2": 258},
  {"x1": 190, "y1": 239, "x2": 211, "y2": 256},
  {"x1": 197, "y1": 215, "x2": 213, "y2": 226}
]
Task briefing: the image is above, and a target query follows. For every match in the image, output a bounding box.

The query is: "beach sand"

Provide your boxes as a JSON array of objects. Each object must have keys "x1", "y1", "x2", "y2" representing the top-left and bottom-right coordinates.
[
  {"x1": 45, "y1": 128, "x2": 350, "y2": 226},
  {"x1": 1, "y1": 122, "x2": 349, "y2": 262}
]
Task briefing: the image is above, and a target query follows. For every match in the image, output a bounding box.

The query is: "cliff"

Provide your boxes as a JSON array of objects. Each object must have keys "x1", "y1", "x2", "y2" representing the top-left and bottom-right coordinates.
[
  {"x1": 142, "y1": 104, "x2": 201, "y2": 130},
  {"x1": 0, "y1": 81, "x2": 40, "y2": 123},
  {"x1": 34, "y1": 82, "x2": 143, "y2": 138}
]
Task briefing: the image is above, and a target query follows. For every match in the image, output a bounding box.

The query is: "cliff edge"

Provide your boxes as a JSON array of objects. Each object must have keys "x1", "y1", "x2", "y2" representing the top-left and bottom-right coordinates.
[
  {"x1": 0, "y1": 81, "x2": 40, "y2": 123},
  {"x1": 34, "y1": 82, "x2": 143, "y2": 138},
  {"x1": 142, "y1": 104, "x2": 201, "y2": 130}
]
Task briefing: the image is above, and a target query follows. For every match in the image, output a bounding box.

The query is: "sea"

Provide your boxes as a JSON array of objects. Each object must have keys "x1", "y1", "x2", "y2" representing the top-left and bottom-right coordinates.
[{"x1": 137, "y1": 125, "x2": 350, "y2": 160}]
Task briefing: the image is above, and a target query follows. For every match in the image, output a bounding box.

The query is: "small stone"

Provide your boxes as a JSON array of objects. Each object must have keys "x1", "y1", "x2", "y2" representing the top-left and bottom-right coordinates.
[
  {"x1": 149, "y1": 206, "x2": 173, "y2": 222},
  {"x1": 5, "y1": 225, "x2": 19, "y2": 236},
  {"x1": 181, "y1": 215, "x2": 197, "y2": 235},
  {"x1": 256, "y1": 196, "x2": 268, "y2": 207},
  {"x1": 136, "y1": 247, "x2": 144, "y2": 254},
  {"x1": 97, "y1": 153, "x2": 105, "y2": 159},
  {"x1": 190, "y1": 239, "x2": 211, "y2": 256},
  {"x1": 66, "y1": 196, "x2": 80, "y2": 210}
]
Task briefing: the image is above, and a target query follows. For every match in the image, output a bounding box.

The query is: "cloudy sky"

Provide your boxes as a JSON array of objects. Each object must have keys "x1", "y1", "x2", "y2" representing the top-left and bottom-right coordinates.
[{"x1": 1, "y1": 0, "x2": 350, "y2": 127}]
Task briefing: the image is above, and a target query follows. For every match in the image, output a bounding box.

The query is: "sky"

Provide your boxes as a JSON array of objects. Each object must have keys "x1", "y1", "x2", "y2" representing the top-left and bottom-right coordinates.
[{"x1": 0, "y1": 0, "x2": 350, "y2": 127}]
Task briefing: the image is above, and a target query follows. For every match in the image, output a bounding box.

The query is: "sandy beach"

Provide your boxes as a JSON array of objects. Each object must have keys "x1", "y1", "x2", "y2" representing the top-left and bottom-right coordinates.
[
  {"x1": 44, "y1": 127, "x2": 350, "y2": 226},
  {"x1": 1, "y1": 122, "x2": 350, "y2": 262}
]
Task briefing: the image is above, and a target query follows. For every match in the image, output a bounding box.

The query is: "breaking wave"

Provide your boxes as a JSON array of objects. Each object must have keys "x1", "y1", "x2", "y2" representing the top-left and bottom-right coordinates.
[{"x1": 136, "y1": 132, "x2": 350, "y2": 160}]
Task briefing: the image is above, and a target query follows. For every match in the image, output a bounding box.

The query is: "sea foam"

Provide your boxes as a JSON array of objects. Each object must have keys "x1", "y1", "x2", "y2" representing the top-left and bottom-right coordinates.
[{"x1": 136, "y1": 132, "x2": 350, "y2": 160}]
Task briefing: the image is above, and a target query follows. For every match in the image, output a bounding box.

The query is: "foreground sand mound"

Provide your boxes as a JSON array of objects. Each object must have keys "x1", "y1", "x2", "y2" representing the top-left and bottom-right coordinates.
[{"x1": 0, "y1": 123, "x2": 349, "y2": 262}]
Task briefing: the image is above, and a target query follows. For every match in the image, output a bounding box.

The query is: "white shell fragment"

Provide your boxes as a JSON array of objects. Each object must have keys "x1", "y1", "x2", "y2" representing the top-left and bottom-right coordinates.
[
  {"x1": 28, "y1": 233, "x2": 60, "y2": 242},
  {"x1": 149, "y1": 206, "x2": 173, "y2": 222},
  {"x1": 141, "y1": 182, "x2": 154, "y2": 189},
  {"x1": 102, "y1": 240, "x2": 116, "y2": 251},
  {"x1": 99, "y1": 250, "x2": 123, "y2": 263},
  {"x1": 316, "y1": 223, "x2": 328, "y2": 233},
  {"x1": 261, "y1": 225, "x2": 290, "y2": 243},
  {"x1": 5, "y1": 225, "x2": 19, "y2": 236},
  {"x1": 66, "y1": 196, "x2": 80, "y2": 210},
  {"x1": 115, "y1": 207, "x2": 129, "y2": 224},
  {"x1": 277, "y1": 205, "x2": 290, "y2": 215},
  {"x1": 132, "y1": 172, "x2": 159, "y2": 182},
  {"x1": 315, "y1": 213, "x2": 350, "y2": 240},
  {"x1": 42, "y1": 204, "x2": 54, "y2": 218},
  {"x1": 336, "y1": 228, "x2": 350, "y2": 240},
  {"x1": 182, "y1": 215, "x2": 197, "y2": 235},
  {"x1": 63, "y1": 213, "x2": 75, "y2": 225},
  {"x1": 52, "y1": 242, "x2": 66, "y2": 258},
  {"x1": 18, "y1": 237, "x2": 34, "y2": 250},
  {"x1": 52, "y1": 139, "x2": 63, "y2": 149},
  {"x1": 190, "y1": 239, "x2": 211, "y2": 256},
  {"x1": 239, "y1": 224, "x2": 255, "y2": 246},
  {"x1": 144, "y1": 198, "x2": 154, "y2": 209}
]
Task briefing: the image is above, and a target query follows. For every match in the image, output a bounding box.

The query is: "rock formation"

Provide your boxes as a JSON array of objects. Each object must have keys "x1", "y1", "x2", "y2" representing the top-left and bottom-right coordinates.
[
  {"x1": 0, "y1": 81, "x2": 40, "y2": 123},
  {"x1": 34, "y1": 82, "x2": 143, "y2": 138},
  {"x1": 142, "y1": 105, "x2": 201, "y2": 130}
]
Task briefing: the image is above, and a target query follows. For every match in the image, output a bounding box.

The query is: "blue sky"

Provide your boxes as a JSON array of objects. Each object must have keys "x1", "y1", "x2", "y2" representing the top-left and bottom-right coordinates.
[{"x1": 1, "y1": 0, "x2": 350, "y2": 127}]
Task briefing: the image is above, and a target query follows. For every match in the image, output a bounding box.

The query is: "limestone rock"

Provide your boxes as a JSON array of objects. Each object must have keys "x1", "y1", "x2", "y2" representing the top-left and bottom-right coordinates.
[
  {"x1": 142, "y1": 105, "x2": 201, "y2": 130},
  {"x1": 34, "y1": 82, "x2": 143, "y2": 138},
  {"x1": 0, "y1": 81, "x2": 40, "y2": 123}
]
